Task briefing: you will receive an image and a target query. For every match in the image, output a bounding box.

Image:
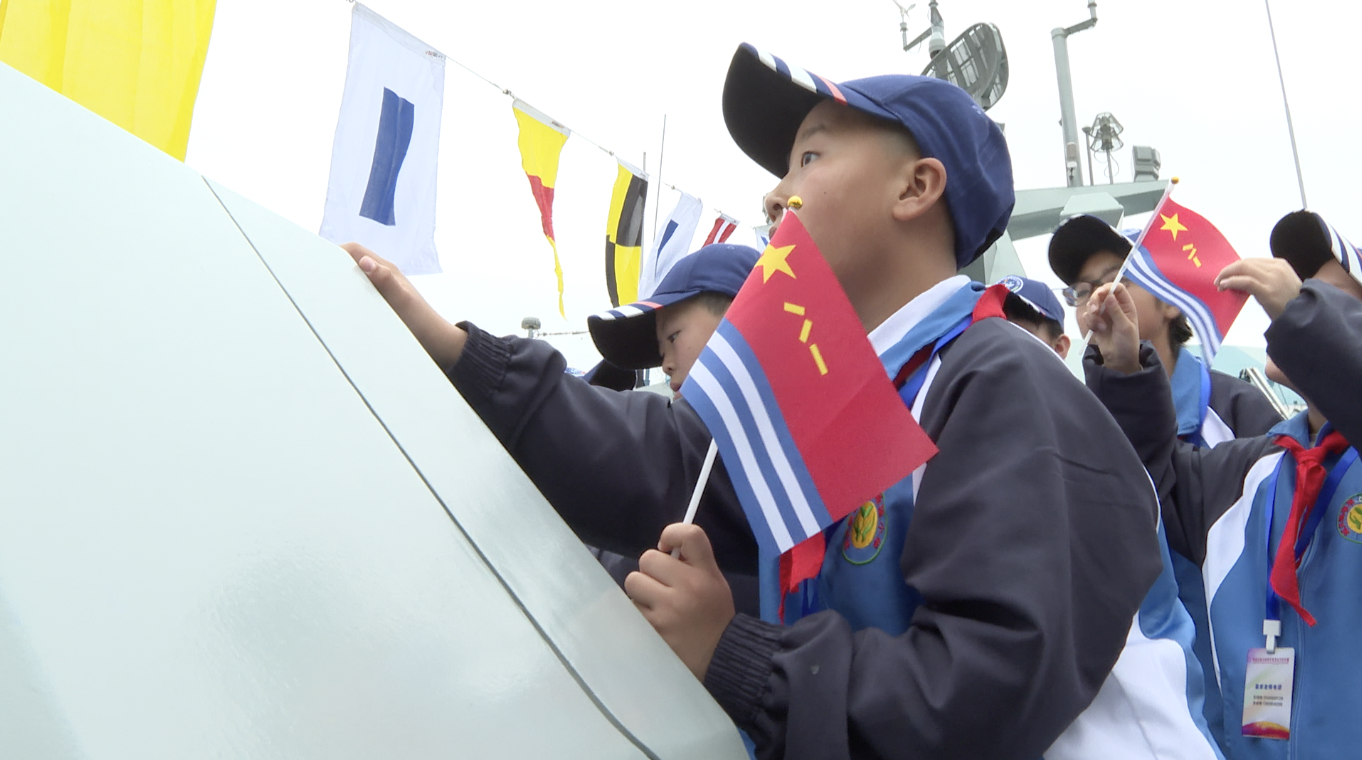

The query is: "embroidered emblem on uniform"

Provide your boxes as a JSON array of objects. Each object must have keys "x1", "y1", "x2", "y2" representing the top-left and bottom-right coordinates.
[
  {"x1": 1001, "y1": 275, "x2": 1025, "y2": 292},
  {"x1": 1336, "y1": 494, "x2": 1362, "y2": 544},
  {"x1": 842, "y1": 493, "x2": 886, "y2": 564}
]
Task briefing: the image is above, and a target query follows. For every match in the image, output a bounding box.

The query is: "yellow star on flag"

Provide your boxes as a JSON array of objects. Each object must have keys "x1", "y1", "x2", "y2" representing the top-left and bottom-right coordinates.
[
  {"x1": 756, "y1": 244, "x2": 797, "y2": 283},
  {"x1": 1160, "y1": 213, "x2": 1189, "y2": 241}
]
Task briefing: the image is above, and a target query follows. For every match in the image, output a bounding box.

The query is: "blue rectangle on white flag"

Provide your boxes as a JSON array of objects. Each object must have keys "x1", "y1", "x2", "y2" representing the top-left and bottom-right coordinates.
[
  {"x1": 360, "y1": 88, "x2": 415, "y2": 226},
  {"x1": 320, "y1": 3, "x2": 444, "y2": 275},
  {"x1": 640, "y1": 190, "x2": 702, "y2": 298}
]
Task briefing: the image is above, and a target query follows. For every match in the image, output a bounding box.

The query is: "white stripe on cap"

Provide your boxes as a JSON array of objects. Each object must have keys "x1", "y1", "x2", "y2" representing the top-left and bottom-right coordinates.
[
  {"x1": 757, "y1": 47, "x2": 777, "y2": 71},
  {"x1": 787, "y1": 64, "x2": 818, "y2": 93},
  {"x1": 589, "y1": 303, "x2": 653, "y2": 322},
  {"x1": 1325, "y1": 219, "x2": 1362, "y2": 278}
]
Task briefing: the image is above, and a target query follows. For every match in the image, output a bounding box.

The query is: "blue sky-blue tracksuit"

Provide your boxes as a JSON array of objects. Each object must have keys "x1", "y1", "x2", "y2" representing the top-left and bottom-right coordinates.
[
  {"x1": 1089, "y1": 280, "x2": 1362, "y2": 759},
  {"x1": 1164, "y1": 346, "x2": 1283, "y2": 742}
]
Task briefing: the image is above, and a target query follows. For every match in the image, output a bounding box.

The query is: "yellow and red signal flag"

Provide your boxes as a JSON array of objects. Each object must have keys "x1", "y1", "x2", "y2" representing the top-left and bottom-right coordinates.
[
  {"x1": 512, "y1": 100, "x2": 571, "y2": 317},
  {"x1": 0, "y1": 0, "x2": 217, "y2": 160},
  {"x1": 679, "y1": 210, "x2": 936, "y2": 616},
  {"x1": 604, "y1": 159, "x2": 648, "y2": 307}
]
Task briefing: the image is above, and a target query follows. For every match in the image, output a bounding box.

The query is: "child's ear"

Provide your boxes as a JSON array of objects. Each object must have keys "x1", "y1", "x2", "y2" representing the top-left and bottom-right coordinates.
[
  {"x1": 892, "y1": 157, "x2": 947, "y2": 223},
  {"x1": 1055, "y1": 334, "x2": 1072, "y2": 360}
]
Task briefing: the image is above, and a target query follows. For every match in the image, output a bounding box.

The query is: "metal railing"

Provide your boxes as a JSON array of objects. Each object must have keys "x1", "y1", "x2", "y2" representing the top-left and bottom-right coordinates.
[{"x1": 1239, "y1": 367, "x2": 1305, "y2": 420}]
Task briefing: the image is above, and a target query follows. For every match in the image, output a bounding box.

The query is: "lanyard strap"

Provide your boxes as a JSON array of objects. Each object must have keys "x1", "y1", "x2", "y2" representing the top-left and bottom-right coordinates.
[
  {"x1": 1197, "y1": 358, "x2": 1212, "y2": 430},
  {"x1": 1179, "y1": 360, "x2": 1214, "y2": 448},
  {"x1": 1264, "y1": 444, "x2": 1359, "y2": 621}
]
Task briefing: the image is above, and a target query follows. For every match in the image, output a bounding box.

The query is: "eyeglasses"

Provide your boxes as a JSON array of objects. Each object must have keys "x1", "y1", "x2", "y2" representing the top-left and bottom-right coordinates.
[{"x1": 1061, "y1": 264, "x2": 1126, "y2": 307}]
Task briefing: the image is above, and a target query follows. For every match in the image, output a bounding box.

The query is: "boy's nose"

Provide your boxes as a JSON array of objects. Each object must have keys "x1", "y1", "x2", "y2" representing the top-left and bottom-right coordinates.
[{"x1": 763, "y1": 191, "x2": 787, "y2": 230}]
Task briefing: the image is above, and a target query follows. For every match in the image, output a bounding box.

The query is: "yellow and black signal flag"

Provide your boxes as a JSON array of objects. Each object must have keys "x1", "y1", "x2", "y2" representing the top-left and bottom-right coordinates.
[
  {"x1": 604, "y1": 159, "x2": 648, "y2": 307},
  {"x1": 0, "y1": 0, "x2": 217, "y2": 160},
  {"x1": 512, "y1": 99, "x2": 571, "y2": 316}
]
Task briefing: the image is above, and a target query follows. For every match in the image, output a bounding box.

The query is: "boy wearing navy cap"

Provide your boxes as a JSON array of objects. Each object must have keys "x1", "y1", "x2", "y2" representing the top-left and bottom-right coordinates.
[
  {"x1": 586, "y1": 243, "x2": 762, "y2": 603},
  {"x1": 347, "y1": 44, "x2": 1215, "y2": 759},
  {"x1": 627, "y1": 46, "x2": 1231, "y2": 760},
  {"x1": 589, "y1": 243, "x2": 760, "y2": 395},
  {"x1": 998, "y1": 274, "x2": 1071, "y2": 358},
  {"x1": 1086, "y1": 210, "x2": 1362, "y2": 759},
  {"x1": 1050, "y1": 215, "x2": 1281, "y2": 446},
  {"x1": 1053, "y1": 215, "x2": 1284, "y2": 745}
]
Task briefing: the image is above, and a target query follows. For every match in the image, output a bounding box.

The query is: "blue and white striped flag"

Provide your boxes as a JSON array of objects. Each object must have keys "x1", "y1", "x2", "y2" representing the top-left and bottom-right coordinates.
[
  {"x1": 1118, "y1": 198, "x2": 1247, "y2": 367},
  {"x1": 640, "y1": 190, "x2": 702, "y2": 298},
  {"x1": 319, "y1": 3, "x2": 445, "y2": 275}
]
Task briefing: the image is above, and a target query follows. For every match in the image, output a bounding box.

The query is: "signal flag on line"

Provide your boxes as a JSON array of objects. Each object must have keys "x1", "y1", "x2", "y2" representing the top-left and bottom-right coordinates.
[{"x1": 320, "y1": 3, "x2": 445, "y2": 276}]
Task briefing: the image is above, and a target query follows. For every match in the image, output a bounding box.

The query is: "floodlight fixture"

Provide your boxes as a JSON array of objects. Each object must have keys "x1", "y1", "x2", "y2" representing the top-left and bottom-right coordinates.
[{"x1": 1086, "y1": 112, "x2": 1124, "y2": 184}]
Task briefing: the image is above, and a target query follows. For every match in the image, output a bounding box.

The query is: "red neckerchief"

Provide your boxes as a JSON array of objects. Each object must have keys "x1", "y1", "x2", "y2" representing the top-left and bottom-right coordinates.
[{"x1": 1270, "y1": 430, "x2": 1349, "y2": 626}]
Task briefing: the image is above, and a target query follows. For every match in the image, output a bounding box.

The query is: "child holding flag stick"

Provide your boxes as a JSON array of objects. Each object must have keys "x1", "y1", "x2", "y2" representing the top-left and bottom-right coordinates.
[
  {"x1": 1085, "y1": 210, "x2": 1362, "y2": 759},
  {"x1": 628, "y1": 46, "x2": 1224, "y2": 760},
  {"x1": 348, "y1": 43, "x2": 1221, "y2": 760}
]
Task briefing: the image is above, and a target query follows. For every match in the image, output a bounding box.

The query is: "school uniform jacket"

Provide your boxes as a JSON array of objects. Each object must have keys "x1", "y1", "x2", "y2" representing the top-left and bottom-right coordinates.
[
  {"x1": 1083, "y1": 346, "x2": 1281, "y2": 448},
  {"x1": 1201, "y1": 366, "x2": 1283, "y2": 445},
  {"x1": 1106, "y1": 341, "x2": 1283, "y2": 747},
  {"x1": 1085, "y1": 280, "x2": 1362, "y2": 759},
  {"x1": 448, "y1": 296, "x2": 1162, "y2": 760}
]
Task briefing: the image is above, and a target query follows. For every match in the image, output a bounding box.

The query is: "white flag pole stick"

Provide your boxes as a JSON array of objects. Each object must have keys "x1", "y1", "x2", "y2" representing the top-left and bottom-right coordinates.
[
  {"x1": 1079, "y1": 178, "x2": 1178, "y2": 343},
  {"x1": 672, "y1": 439, "x2": 719, "y2": 558}
]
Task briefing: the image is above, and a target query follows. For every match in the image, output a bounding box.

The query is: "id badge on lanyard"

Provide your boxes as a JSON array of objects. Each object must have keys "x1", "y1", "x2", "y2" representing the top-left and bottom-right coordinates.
[{"x1": 1242, "y1": 445, "x2": 1359, "y2": 739}]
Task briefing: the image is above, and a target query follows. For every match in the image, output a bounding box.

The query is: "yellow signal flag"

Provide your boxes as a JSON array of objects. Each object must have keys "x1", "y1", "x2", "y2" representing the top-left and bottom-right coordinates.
[
  {"x1": 604, "y1": 158, "x2": 647, "y2": 307},
  {"x1": 0, "y1": 0, "x2": 217, "y2": 161},
  {"x1": 512, "y1": 99, "x2": 571, "y2": 317}
]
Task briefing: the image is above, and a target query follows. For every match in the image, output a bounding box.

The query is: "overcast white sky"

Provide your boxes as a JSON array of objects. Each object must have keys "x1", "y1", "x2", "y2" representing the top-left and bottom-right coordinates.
[{"x1": 185, "y1": 0, "x2": 1362, "y2": 370}]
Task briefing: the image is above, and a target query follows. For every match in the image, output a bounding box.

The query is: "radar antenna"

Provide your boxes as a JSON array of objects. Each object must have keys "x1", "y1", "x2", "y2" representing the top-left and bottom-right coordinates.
[
  {"x1": 895, "y1": 2, "x2": 1009, "y2": 111},
  {"x1": 921, "y1": 22, "x2": 1009, "y2": 111}
]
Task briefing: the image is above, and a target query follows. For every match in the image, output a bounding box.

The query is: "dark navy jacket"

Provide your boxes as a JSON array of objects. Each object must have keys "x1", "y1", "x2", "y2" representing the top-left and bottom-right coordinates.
[
  {"x1": 1087, "y1": 280, "x2": 1362, "y2": 759},
  {"x1": 448, "y1": 300, "x2": 1160, "y2": 760}
]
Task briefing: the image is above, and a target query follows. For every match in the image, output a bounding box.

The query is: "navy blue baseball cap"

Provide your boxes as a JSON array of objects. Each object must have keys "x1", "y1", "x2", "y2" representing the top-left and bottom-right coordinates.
[
  {"x1": 1047, "y1": 214, "x2": 1133, "y2": 285},
  {"x1": 587, "y1": 243, "x2": 761, "y2": 370},
  {"x1": 721, "y1": 43, "x2": 1014, "y2": 269},
  {"x1": 1270, "y1": 210, "x2": 1362, "y2": 285},
  {"x1": 998, "y1": 275, "x2": 1065, "y2": 325}
]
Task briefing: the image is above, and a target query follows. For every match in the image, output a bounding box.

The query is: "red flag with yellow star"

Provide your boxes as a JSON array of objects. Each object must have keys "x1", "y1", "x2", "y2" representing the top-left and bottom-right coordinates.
[
  {"x1": 679, "y1": 211, "x2": 935, "y2": 614},
  {"x1": 1122, "y1": 196, "x2": 1247, "y2": 365}
]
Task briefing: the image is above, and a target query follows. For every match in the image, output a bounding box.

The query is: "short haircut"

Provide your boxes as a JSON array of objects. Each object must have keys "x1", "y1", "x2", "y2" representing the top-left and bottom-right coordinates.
[
  {"x1": 861, "y1": 109, "x2": 922, "y2": 159},
  {"x1": 1003, "y1": 294, "x2": 1065, "y2": 342},
  {"x1": 851, "y1": 108, "x2": 959, "y2": 255},
  {"x1": 687, "y1": 291, "x2": 735, "y2": 318},
  {"x1": 1168, "y1": 312, "x2": 1193, "y2": 350}
]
